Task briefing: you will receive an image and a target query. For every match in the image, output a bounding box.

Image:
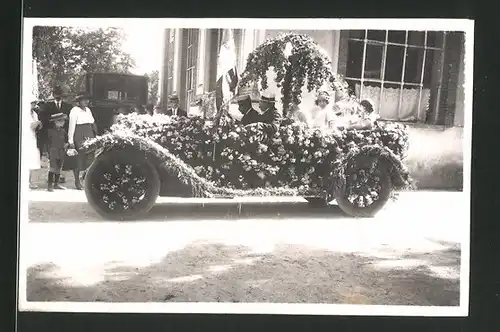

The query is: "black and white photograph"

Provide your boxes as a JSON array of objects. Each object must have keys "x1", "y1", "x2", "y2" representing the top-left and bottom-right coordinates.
[{"x1": 19, "y1": 18, "x2": 473, "y2": 316}]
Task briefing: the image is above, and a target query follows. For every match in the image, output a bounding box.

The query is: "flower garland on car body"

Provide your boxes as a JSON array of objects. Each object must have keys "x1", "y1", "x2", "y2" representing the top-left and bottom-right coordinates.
[
  {"x1": 81, "y1": 33, "x2": 414, "y2": 211},
  {"x1": 83, "y1": 113, "x2": 413, "y2": 207}
]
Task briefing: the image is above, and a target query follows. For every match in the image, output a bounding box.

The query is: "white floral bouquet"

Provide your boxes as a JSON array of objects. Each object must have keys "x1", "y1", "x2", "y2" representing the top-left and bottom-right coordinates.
[{"x1": 66, "y1": 148, "x2": 78, "y2": 156}]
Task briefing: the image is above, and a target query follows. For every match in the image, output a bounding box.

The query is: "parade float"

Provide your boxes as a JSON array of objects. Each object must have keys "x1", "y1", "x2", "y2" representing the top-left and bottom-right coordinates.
[{"x1": 82, "y1": 33, "x2": 414, "y2": 220}]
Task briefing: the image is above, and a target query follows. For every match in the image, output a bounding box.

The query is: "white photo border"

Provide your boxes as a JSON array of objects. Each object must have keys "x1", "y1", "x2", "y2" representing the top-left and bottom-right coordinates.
[{"x1": 19, "y1": 17, "x2": 474, "y2": 317}]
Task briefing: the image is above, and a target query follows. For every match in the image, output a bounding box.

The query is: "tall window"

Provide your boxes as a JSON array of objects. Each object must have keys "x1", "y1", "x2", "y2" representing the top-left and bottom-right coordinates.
[
  {"x1": 166, "y1": 29, "x2": 176, "y2": 96},
  {"x1": 344, "y1": 30, "x2": 447, "y2": 123},
  {"x1": 233, "y1": 29, "x2": 243, "y2": 71},
  {"x1": 185, "y1": 29, "x2": 199, "y2": 108}
]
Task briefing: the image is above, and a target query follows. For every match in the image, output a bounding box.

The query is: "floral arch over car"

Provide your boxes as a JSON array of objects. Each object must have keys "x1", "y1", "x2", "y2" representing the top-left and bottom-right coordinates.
[{"x1": 239, "y1": 32, "x2": 354, "y2": 114}]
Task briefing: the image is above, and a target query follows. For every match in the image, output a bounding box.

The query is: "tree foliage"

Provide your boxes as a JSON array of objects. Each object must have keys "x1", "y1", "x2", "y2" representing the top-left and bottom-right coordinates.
[
  {"x1": 32, "y1": 26, "x2": 136, "y2": 99},
  {"x1": 146, "y1": 70, "x2": 159, "y2": 105}
]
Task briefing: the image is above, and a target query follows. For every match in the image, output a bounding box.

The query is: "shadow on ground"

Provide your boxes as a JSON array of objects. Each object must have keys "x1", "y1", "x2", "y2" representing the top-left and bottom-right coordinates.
[
  {"x1": 26, "y1": 239, "x2": 460, "y2": 306},
  {"x1": 29, "y1": 200, "x2": 347, "y2": 222}
]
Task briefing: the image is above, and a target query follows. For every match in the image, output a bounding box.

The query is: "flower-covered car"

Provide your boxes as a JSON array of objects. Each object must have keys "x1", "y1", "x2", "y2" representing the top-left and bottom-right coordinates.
[{"x1": 81, "y1": 112, "x2": 413, "y2": 220}]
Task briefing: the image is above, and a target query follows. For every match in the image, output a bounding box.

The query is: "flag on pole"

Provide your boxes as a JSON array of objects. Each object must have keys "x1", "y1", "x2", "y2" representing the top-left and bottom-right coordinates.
[
  {"x1": 215, "y1": 29, "x2": 239, "y2": 112},
  {"x1": 32, "y1": 59, "x2": 39, "y2": 100}
]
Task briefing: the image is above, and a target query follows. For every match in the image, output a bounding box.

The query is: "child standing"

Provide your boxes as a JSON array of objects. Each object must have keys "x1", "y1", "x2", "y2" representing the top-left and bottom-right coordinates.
[{"x1": 47, "y1": 113, "x2": 68, "y2": 192}]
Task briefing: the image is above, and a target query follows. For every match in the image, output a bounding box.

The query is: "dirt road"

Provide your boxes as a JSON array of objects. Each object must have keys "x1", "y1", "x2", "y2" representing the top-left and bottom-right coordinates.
[{"x1": 23, "y1": 190, "x2": 466, "y2": 306}]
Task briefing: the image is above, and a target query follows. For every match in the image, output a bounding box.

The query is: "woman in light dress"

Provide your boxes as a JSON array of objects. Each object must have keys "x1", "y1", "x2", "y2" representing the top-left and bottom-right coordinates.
[
  {"x1": 288, "y1": 90, "x2": 380, "y2": 131},
  {"x1": 68, "y1": 92, "x2": 97, "y2": 190},
  {"x1": 308, "y1": 91, "x2": 337, "y2": 130},
  {"x1": 28, "y1": 100, "x2": 42, "y2": 189}
]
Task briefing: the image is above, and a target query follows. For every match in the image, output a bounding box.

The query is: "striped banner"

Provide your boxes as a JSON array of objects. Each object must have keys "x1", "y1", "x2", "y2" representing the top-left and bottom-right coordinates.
[{"x1": 215, "y1": 29, "x2": 239, "y2": 113}]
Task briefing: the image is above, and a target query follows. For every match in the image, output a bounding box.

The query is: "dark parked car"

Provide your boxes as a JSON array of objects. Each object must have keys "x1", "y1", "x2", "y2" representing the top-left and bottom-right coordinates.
[{"x1": 82, "y1": 72, "x2": 148, "y2": 134}]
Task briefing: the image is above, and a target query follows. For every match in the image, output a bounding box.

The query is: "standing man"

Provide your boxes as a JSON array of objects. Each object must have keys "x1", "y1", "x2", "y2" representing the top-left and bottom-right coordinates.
[
  {"x1": 145, "y1": 103, "x2": 154, "y2": 116},
  {"x1": 39, "y1": 86, "x2": 72, "y2": 183},
  {"x1": 165, "y1": 95, "x2": 187, "y2": 117}
]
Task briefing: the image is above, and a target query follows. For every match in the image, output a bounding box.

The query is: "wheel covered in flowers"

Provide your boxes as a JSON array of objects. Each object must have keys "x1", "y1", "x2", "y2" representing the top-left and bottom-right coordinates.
[
  {"x1": 335, "y1": 155, "x2": 392, "y2": 218},
  {"x1": 84, "y1": 148, "x2": 161, "y2": 220}
]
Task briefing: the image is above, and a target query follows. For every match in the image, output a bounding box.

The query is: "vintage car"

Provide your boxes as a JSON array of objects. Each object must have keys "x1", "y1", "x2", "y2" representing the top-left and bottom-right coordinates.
[
  {"x1": 81, "y1": 110, "x2": 413, "y2": 221},
  {"x1": 78, "y1": 72, "x2": 149, "y2": 134}
]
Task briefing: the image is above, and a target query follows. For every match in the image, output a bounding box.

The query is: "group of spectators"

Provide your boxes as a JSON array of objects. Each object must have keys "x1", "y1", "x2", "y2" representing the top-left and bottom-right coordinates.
[{"x1": 28, "y1": 86, "x2": 97, "y2": 191}]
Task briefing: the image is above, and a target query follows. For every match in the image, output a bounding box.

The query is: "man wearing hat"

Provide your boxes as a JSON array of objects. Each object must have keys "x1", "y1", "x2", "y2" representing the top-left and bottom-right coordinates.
[
  {"x1": 46, "y1": 112, "x2": 69, "y2": 191},
  {"x1": 39, "y1": 86, "x2": 72, "y2": 183},
  {"x1": 238, "y1": 95, "x2": 260, "y2": 125},
  {"x1": 153, "y1": 103, "x2": 164, "y2": 115},
  {"x1": 257, "y1": 92, "x2": 282, "y2": 133},
  {"x1": 165, "y1": 94, "x2": 187, "y2": 117}
]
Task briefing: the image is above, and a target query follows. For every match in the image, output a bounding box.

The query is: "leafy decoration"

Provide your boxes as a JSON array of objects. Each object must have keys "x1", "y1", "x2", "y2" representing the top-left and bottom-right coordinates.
[{"x1": 239, "y1": 33, "x2": 352, "y2": 113}]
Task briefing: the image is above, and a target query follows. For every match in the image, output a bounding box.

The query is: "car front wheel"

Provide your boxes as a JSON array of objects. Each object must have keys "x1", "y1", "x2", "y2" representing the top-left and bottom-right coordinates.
[{"x1": 84, "y1": 148, "x2": 160, "y2": 220}]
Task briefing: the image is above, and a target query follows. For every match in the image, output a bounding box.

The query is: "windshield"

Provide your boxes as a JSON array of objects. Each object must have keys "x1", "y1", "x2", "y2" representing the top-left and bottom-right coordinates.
[{"x1": 89, "y1": 74, "x2": 147, "y2": 104}]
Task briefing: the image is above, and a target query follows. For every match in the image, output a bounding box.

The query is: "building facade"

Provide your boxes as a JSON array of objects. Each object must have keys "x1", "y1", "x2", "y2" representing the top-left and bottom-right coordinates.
[{"x1": 160, "y1": 29, "x2": 465, "y2": 127}]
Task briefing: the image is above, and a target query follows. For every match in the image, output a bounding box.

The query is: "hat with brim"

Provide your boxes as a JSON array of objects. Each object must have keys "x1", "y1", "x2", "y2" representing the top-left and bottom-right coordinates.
[
  {"x1": 169, "y1": 94, "x2": 179, "y2": 101},
  {"x1": 49, "y1": 112, "x2": 67, "y2": 122},
  {"x1": 237, "y1": 95, "x2": 252, "y2": 106},
  {"x1": 75, "y1": 92, "x2": 90, "y2": 102},
  {"x1": 259, "y1": 93, "x2": 277, "y2": 111},
  {"x1": 317, "y1": 91, "x2": 330, "y2": 100},
  {"x1": 53, "y1": 86, "x2": 64, "y2": 96},
  {"x1": 259, "y1": 95, "x2": 276, "y2": 104}
]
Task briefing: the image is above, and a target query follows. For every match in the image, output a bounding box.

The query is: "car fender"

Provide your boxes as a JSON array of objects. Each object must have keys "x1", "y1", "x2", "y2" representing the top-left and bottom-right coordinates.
[{"x1": 330, "y1": 144, "x2": 414, "y2": 196}]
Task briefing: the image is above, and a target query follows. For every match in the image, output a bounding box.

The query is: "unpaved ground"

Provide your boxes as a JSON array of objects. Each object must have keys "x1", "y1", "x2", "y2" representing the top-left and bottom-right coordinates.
[
  {"x1": 22, "y1": 190, "x2": 466, "y2": 306},
  {"x1": 29, "y1": 155, "x2": 79, "y2": 190}
]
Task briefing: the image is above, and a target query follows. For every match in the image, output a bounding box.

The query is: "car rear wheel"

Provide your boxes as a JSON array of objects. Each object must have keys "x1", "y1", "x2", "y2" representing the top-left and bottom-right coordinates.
[{"x1": 335, "y1": 157, "x2": 392, "y2": 218}]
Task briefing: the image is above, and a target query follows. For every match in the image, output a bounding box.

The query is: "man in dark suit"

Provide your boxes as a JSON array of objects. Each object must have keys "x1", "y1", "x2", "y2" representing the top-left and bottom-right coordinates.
[
  {"x1": 165, "y1": 95, "x2": 187, "y2": 117},
  {"x1": 238, "y1": 95, "x2": 260, "y2": 125},
  {"x1": 257, "y1": 93, "x2": 282, "y2": 134},
  {"x1": 39, "y1": 86, "x2": 72, "y2": 183}
]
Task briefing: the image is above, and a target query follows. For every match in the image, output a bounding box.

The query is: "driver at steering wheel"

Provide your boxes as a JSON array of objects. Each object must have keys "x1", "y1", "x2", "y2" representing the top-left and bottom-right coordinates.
[
  {"x1": 238, "y1": 95, "x2": 260, "y2": 125},
  {"x1": 257, "y1": 93, "x2": 282, "y2": 133},
  {"x1": 237, "y1": 93, "x2": 282, "y2": 139}
]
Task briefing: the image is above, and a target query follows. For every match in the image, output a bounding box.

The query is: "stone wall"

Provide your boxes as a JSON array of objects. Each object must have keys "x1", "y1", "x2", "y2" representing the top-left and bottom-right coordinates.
[{"x1": 404, "y1": 124, "x2": 464, "y2": 190}]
